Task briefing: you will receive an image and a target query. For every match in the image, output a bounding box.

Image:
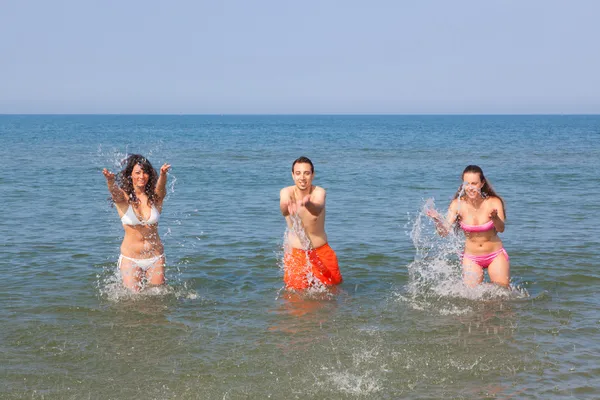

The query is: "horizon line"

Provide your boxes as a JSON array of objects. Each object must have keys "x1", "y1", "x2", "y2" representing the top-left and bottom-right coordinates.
[{"x1": 1, "y1": 112, "x2": 599, "y2": 117}]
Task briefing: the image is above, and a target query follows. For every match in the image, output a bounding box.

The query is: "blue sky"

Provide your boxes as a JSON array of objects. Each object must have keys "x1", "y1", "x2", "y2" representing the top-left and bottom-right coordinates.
[{"x1": 1, "y1": 0, "x2": 599, "y2": 114}]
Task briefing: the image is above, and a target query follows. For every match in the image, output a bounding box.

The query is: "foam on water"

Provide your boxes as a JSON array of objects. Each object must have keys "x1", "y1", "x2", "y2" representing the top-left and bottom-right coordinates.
[
  {"x1": 325, "y1": 370, "x2": 382, "y2": 395},
  {"x1": 308, "y1": 338, "x2": 385, "y2": 396},
  {"x1": 96, "y1": 262, "x2": 197, "y2": 302}
]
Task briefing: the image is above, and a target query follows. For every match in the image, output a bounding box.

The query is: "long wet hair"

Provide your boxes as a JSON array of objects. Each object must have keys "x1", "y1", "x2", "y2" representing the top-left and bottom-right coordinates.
[
  {"x1": 453, "y1": 165, "x2": 506, "y2": 218},
  {"x1": 116, "y1": 154, "x2": 158, "y2": 205}
]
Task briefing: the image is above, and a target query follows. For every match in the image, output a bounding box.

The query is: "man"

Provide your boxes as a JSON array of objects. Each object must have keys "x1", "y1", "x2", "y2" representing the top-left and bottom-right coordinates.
[{"x1": 279, "y1": 156, "x2": 343, "y2": 289}]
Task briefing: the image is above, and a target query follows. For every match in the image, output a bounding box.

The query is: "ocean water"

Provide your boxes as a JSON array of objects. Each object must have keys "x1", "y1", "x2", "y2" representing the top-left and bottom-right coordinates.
[{"x1": 1, "y1": 114, "x2": 599, "y2": 399}]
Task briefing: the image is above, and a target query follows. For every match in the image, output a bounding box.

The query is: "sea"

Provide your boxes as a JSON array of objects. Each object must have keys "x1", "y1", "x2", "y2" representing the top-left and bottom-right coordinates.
[{"x1": 1, "y1": 115, "x2": 599, "y2": 399}]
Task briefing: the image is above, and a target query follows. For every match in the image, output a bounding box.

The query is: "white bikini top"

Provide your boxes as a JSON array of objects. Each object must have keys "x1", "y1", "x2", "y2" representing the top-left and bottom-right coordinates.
[{"x1": 121, "y1": 204, "x2": 160, "y2": 226}]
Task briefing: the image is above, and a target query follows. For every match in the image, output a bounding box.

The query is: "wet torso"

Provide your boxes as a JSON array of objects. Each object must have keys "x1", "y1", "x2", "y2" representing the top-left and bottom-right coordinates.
[
  {"x1": 116, "y1": 201, "x2": 164, "y2": 258},
  {"x1": 285, "y1": 186, "x2": 328, "y2": 249},
  {"x1": 457, "y1": 198, "x2": 504, "y2": 255}
]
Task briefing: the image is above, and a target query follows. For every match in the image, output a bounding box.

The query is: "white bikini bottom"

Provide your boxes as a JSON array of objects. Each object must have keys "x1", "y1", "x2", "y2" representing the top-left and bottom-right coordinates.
[{"x1": 118, "y1": 254, "x2": 165, "y2": 271}]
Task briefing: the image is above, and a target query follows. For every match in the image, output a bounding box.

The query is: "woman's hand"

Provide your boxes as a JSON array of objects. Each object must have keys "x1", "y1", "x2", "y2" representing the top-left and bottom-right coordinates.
[
  {"x1": 489, "y1": 207, "x2": 505, "y2": 232},
  {"x1": 160, "y1": 163, "x2": 171, "y2": 175},
  {"x1": 426, "y1": 209, "x2": 442, "y2": 222},
  {"x1": 489, "y1": 208, "x2": 499, "y2": 220},
  {"x1": 155, "y1": 163, "x2": 171, "y2": 201},
  {"x1": 103, "y1": 168, "x2": 126, "y2": 202},
  {"x1": 103, "y1": 168, "x2": 115, "y2": 181},
  {"x1": 427, "y1": 208, "x2": 451, "y2": 236}
]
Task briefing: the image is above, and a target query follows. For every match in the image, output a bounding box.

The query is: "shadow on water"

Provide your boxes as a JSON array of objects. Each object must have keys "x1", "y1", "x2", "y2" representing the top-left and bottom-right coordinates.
[{"x1": 268, "y1": 288, "x2": 342, "y2": 353}]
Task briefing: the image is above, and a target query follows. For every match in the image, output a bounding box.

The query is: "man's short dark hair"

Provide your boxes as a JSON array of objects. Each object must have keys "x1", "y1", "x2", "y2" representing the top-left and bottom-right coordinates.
[{"x1": 292, "y1": 156, "x2": 314, "y2": 173}]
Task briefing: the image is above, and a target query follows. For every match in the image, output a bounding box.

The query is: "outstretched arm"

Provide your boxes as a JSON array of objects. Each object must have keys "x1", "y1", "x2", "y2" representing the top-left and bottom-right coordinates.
[
  {"x1": 302, "y1": 187, "x2": 325, "y2": 216},
  {"x1": 428, "y1": 200, "x2": 458, "y2": 237},
  {"x1": 280, "y1": 187, "x2": 326, "y2": 217},
  {"x1": 280, "y1": 188, "x2": 293, "y2": 217},
  {"x1": 103, "y1": 168, "x2": 126, "y2": 203},
  {"x1": 155, "y1": 163, "x2": 171, "y2": 201}
]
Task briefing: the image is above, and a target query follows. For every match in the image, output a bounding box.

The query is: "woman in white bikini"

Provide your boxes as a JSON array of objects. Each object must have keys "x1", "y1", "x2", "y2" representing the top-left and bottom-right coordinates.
[
  {"x1": 428, "y1": 165, "x2": 510, "y2": 288},
  {"x1": 103, "y1": 154, "x2": 171, "y2": 291}
]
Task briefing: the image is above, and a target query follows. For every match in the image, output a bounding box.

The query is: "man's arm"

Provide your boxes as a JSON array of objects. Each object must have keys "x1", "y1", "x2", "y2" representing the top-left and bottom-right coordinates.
[
  {"x1": 280, "y1": 187, "x2": 292, "y2": 216},
  {"x1": 303, "y1": 187, "x2": 325, "y2": 216}
]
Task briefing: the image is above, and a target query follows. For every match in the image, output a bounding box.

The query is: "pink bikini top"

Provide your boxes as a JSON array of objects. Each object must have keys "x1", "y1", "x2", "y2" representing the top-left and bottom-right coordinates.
[{"x1": 459, "y1": 220, "x2": 495, "y2": 233}]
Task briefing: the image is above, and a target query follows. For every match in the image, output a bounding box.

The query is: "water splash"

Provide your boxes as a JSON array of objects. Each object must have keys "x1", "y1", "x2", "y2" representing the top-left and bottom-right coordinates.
[
  {"x1": 97, "y1": 261, "x2": 197, "y2": 302},
  {"x1": 95, "y1": 145, "x2": 130, "y2": 171},
  {"x1": 451, "y1": 181, "x2": 490, "y2": 218},
  {"x1": 406, "y1": 198, "x2": 464, "y2": 295},
  {"x1": 280, "y1": 213, "x2": 330, "y2": 293},
  {"x1": 96, "y1": 144, "x2": 171, "y2": 179},
  {"x1": 167, "y1": 173, "x2": 177, "y2": 196},
  {"x1": 95, "y1": 144, "x2": 190, "y2": 301},
  {"x1": 285, "y1": 213, "x2": 313, "y2": 252},
  {"x1": 399, "y1": 199, "x2": 526, "y2": 313}
]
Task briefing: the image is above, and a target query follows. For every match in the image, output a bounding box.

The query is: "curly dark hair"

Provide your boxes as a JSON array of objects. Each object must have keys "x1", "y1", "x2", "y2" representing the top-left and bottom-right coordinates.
[
  {"x1": 116, "y1": 154, "x2": 158, "y2": 206},
  {"x1": 292, "y1": 156, "x2": 314, "y2": 173},
  {"x1": 453, "y1": 165, "x2": 505, "y2": 218}
]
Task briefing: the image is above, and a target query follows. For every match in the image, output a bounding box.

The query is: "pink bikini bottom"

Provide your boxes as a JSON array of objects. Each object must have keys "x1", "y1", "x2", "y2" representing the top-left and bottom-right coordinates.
[{"x1": 462, "y1": 248, "x2": 509, "y2": 269}]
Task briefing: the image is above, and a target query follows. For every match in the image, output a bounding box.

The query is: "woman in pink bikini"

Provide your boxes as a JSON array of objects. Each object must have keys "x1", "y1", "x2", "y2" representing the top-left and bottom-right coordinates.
[
  {"x1": 429, "y1": 165, "x2": 510, "y2": 287},
  {"x1": 103, "y1": 154, "x2": 171, "y2": 291}
]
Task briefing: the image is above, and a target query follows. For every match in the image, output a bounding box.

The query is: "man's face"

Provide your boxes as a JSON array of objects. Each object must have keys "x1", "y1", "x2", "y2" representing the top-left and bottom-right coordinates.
[{"x1": 292, "y1": 162, "x2": 313, "y2": 191}]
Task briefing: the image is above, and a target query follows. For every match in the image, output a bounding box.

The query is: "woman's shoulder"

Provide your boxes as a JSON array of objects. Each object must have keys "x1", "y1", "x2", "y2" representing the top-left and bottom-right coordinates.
[
  {"x1": 117, "y1": 193, "x2": 131, "y2": 205},
  {"x1": 113, "y1": 200, "x2": 131, "y2": 217},
  {"x1": 449, "y1": 198, "x2": 460, "y2": 210},
  {"x1": 486, "y1": 196, "x2": 504, "y2": 208}
]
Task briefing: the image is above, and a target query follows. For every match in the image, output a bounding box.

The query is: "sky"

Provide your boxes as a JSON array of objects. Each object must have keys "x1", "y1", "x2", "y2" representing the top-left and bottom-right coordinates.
[{"x1": 1, "y1": 0, "x2": 599, "y2": 114}]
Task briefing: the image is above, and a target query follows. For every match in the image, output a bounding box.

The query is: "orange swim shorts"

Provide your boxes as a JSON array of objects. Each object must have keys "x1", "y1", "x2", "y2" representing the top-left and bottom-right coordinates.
[{"x1": 283, "y1": 243, "x2": 343, "y2": 290}]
